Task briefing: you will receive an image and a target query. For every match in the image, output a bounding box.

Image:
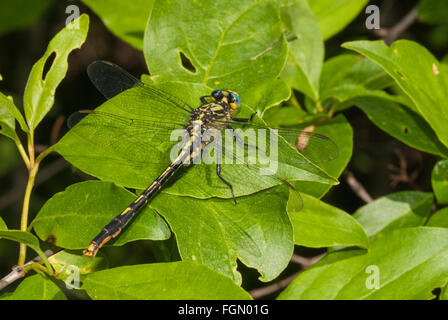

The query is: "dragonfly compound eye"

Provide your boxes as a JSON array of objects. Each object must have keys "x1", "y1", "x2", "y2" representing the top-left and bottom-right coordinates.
[
  {"x1": 229, "y1": 92, "x2": 241, "y2": 108},
  {"x1": 211, "y1": 89, "x2": 223, "y2": 100}
]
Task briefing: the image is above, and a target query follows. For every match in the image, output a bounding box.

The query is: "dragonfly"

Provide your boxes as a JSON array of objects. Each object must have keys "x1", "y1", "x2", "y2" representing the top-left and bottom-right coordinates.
[{"x1": 67, "y1": 61, "x2": 338, "y2": 258}]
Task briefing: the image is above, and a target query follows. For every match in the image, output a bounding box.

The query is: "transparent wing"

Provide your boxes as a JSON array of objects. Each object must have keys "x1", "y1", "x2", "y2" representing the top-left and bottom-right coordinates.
[
  {"x1": 87, "y1": 61, "x2": 192, "y2": 124},
  {"x1": 66, "y1": 110, "x2": 189, "y2": 172},
  {"x1": 220, "y1": 119, "x2": 339, "y2": 164}
]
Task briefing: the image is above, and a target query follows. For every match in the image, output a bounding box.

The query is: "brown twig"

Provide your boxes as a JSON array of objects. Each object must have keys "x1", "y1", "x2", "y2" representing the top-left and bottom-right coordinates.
[
  {"x1": 0, "y1": 249, "x2": 54, "y2": 290},
  {"x1": 249, "y1": 253, "x2": 325, "y2": 299},
  {"x1": 373, "y1": 6, "x2": 418, "y2": 45},
  {"x1": 345, "y1": 171, "x2": 373, "y2": 203},
  {"x1": 387, "y1": 149, "x2": 422, "y2": 191}
]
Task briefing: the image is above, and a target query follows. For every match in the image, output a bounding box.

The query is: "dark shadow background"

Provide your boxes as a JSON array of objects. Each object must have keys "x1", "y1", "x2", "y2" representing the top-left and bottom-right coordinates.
[{"x1": 0, "y1": 0, "x2": 446, "y2": 298}]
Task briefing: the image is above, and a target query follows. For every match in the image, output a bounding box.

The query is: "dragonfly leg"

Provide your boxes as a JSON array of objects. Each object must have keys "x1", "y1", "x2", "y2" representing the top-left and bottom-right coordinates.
[
  {"x1": 216, "y1": 163, "x2": 237, "y2": 205},
  {"x1": 228, "y1": 125, "x2": 266, "y2": 155},
  {"x1": 230, "y1": 112, "x2": 256, "y2": 123},
  {"x1": 200, "y1": 95, "x2": 211, "y2": 104}
]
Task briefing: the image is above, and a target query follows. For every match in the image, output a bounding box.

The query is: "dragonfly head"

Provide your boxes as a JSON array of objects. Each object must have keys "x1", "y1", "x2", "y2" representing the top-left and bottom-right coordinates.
[{"x1": 211, "y1": 89, "x2": 241, "y2": 113}]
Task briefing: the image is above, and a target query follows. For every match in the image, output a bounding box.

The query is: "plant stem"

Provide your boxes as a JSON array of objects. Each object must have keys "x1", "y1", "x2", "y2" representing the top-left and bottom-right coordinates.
[
  {"x1": 15, "y1": 141, "x2": 30, "y2": 168},
  {"x1": 17, "y1": 132, "x2": 53, "y2": 266},
  {"x1": 18, "y1": 164, "x2": 38, "y2": 266}
]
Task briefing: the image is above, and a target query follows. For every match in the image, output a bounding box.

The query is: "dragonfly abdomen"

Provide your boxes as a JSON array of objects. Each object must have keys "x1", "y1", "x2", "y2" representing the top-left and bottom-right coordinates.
[{"x1": 82, "y1": 152, "x2": 188, "y2": 258}]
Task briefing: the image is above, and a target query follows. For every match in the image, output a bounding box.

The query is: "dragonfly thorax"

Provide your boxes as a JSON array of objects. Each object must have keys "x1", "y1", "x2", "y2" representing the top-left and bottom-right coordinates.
[{"x1": 187, "y1": 102, "x2": 231, "y2": 133}]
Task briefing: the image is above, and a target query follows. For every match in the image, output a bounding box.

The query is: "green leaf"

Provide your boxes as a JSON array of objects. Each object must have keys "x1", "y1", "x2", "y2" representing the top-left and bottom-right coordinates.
[
  {"x1": 31, "y1": 181, "x2": 170, "y2": 249},
  {"x1": 7, "y1": 274, "x2": 67, "y2": 300},
  {"x1": 0, "y1": 217, "x2": 7, "y2": 230},
  {"x1": 23, "y1": 14, "x2": 89, "y2": 130},
  {"x1": 352, "y1": 96, "x2": 448, "y2": 158},
  {"x1": 295, "y1": 114, "x2": 353, "y2": 198},
  {"x1": 82, "y1": 0, "x2": 153, "y2": 50},
  {"x1": 427, "y1": 207, "x2": 448, "y2": 228},
  {"x1": 0, "y1": 76, "x2": 28, "y2": 139},
  {"x1": 0, "y1": 0, "x2": 54, "y2": 36},
  {"x1": 0, "y1": 230, "x2": 52, "y2": 272},
  {"x1": 280, "y1": 0, "x2": 323, "y2": 102},
  {"x1": 289, "y1": 193, "x2": 369, "y2": 248},
  {"x1": 320, "y1": 54, "x2": 394, "y2": 103},
  {"x1": 82, "y1": 261, "x2": 252, "y2": 299},
  {"x1": 441, "y1": 282, "x2": 448, "y2": 300},
  {"x1": 342, "y1": 40, "x2": 448, "y2": 148},
  {"x1": 144, "y1": 0, "x2": 287, "y2": 96},
  {"x1": 307, "y1": 0, "x2": 368, "y2": 40},
  {"x1": 48, "y1": 250, "x2": 109, "y2": 281},
  {"x1": 55, "y1": 81, "x2": 337, "y2": 201},
  {"x1": 152, "y1": 186, "x2": 293, "y2": 283},
  {"x1": 151, "y1": 236, "x2": 181, "y2": 262},
  {"x1": 418, "y1": 0, "x2": 448, "y2": 25},
  {"x1": 246, "y1": 79, "x2": 291, "y2": 113},
  {"x1": 432, "y1": 160, "x2": 448, "y2": 205},
  {"x1": 353, "y1": 191, "x2": 434, "y2": 239},
  {"x1": 278, "y1": 227, "x2": 448, "y2": 300}
]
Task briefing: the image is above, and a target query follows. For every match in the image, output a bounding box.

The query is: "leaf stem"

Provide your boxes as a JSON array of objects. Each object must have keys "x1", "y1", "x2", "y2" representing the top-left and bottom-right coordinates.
[
  {"x1": 17, "y1": 142, "x2": 53, "y2": 266},
  {"x1": 15, "y1": 140, "x2": 30, "y2": 168},
  {"x1": 18, "y1": 164, "x2": 38, "y2": 265}
]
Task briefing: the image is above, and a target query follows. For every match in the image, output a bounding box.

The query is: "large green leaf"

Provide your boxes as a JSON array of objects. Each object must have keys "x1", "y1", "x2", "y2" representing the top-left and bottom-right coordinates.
[
  {"x1": 307, "y1": 0, "x2": 368, "y2": 40},
  {"x1": 82, "y1": 0, "x2": 153, "y2": 50},
  {"x1": 427, "y1": 207, "x2": 448, "y2": 228},
  {"x1": 353, "y1": 191, "x2": 434, "y2": 239},
  {"x1": 23, "y1": 14, "x2": 88, "y2": 130},
  {"x1": 143, "y1": 0, "x2": 287, "y2": 97},
  {"x1": 5, "y1": 274, "x2": 66, "y2": 300},
  {"x1": 82, "y1": 261, "x2": 251, "y2": 300},
  {"x1": 320, "y1": 54, "x2": 394, "y2": 104},
  {"x1": 152, "y1": 186, "x2": 293, "y2": 283},
  {"x1": 0, "y1": 0, "x2": 53, "y2": 36},
  {"x1": 289, "y1": 193, "x2": 369, "y2": 249},
  {"x1": 245, "y1": 79, "x2": 291, "y2": 113},
  {"x1": 352, "y1": 96, "x2": 448, "y2": 158},
  {"x1": 342, "y1": 40, "x2": 448, "y2": 148},
  {"x1": 278, "y1": 227, "x2": 448, "y2": 299},
  {"x1": 280, "y1": 0, "x2": 323, "y2": 102},
  {"x1": 432, "y1": 160, "x2": 448, "y2": 205},
  {"x1": 31, "y1": 181, "x2": 170, "y2": 249},
  {"x1": 55, "y1": 81, "x2": 337, "y2": 201}
]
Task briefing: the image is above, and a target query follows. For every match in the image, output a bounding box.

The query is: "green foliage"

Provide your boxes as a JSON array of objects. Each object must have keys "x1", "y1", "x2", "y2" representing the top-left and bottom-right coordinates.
[
  {"x1": 82, "y1": 261, "x2": 252, "y2": 300},
  {"x1": 0, "y1": 0, "x2": 54, "y2": 36},
  {"x1": 432, "y1": 160, "x2": 448, "y2": 204},
  {"x1": 307, "y1": 0, "x2": 368, "y2": 40},
  {"x1": 81, "y1": 0, "x2": 154, "y2": 50},
  {"x1": 24, "y1": 14, "x2": 89, "y2": 130},
  {"x1": 343, "y1": 40, "x2": 448, "y2": 149},
  {"x1": 3, "y1": 274, "x2": 66, "y2": 300},
  {"x1": 289, "y1": 193, "x2": 369, "y2": 248},
  {"x1": 353, "y1": 191, "x2": 434, "y2": 239},
  {"x1": 1, "y1": 0, "x2": 448, "y2": 301},
  {"x1": 278, "y1": 227, "x2": 448, "y2": 299}
]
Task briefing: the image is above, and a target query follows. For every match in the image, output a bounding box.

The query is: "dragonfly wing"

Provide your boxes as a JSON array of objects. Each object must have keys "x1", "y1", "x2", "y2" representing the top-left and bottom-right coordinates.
[
  {"x1": 87, "y1": 61, "x2": 192, "y2": 124},
  {"x1": 225, "y1": 120, "x2": 339, "y2": 164},
  {"x1": 87, "y1": 61, "x2": 142, "y2": 99}
]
